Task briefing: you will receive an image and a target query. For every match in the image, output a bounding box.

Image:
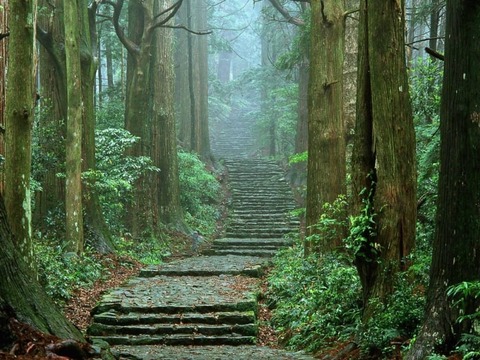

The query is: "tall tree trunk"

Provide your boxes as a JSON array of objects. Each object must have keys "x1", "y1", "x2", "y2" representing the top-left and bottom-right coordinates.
[
  {"x1": 152, "y1": 0, "x2": 186, "y2": 231},
  {"x1": 35, "y1": 0, "x2": 67, "y2": 231},
  {"x1": 0, "y1": 192, "x2": 83, "y2": 341},
  {"x1": 174, "y1": 2, "x2": 191, "y2": 149},
  {"x1": 186, "y1": 0, "x2": 200, "y2": 154},
  {"x1": 0, "y1": 0, "x2": 7, "y2": 194},
  {"x1": 80, "y1": 1, "x2": 115, "y2": 253},
  {"x1": 351, "y1": 0, "x2": 375, "y2": 300},
  {"x1": 64, "y1": 0, "x2": 84, "y2": 254},
  {"x1": 305, "y1": 0, "x2": 346, "y2": 254},
  {"x1": 352, "y1": 0, "x2": 417, "y2": 334},
  {"x1": 124, "y1": 1, "x2": 155, "y2": 238},
  {"x1": 429, "y1": 0, "x2": 441, "y2": 52},
  {"x1": 406, "y1": 1, "x2": 480, "y2": 358},
  {"x1": 196, "y1": 0, "x2": 211, "y2": 160},
  {"x1": 5, "y1": 0, "x2": 37, "y2": 268}
]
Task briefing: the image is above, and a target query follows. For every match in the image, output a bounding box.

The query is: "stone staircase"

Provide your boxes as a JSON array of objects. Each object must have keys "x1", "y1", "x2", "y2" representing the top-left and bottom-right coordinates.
[
  {"x1": 87, "y1": 120, "x2": 312, "y2": 358},
  {"x1": 210, "y1": 106, "x2": 256, "y2": 159}
]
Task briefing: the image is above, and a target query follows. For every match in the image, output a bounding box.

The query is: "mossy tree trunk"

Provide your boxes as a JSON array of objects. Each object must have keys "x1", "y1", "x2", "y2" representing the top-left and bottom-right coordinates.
[
  {"x1": 35, "y1": 0, "x2": 115, "y2": 253},
  {"x1": 305, "y1": 0, "x2": 346, "y2": 254},
  {"x1": 406, "y1": 1, "x2": 480, "y2": 358},
  {"x1": 196, "y1": 0, "x2": 211, "y2": 161},
  {"x1": 351, "y1": 0, "x2": 417, "y2": 334},
  {"x1": 80, "y1": 1, "x2": 116, "y2": 253},
  {"x1": 35, "y1": 0, "x2": 67, "y2": 229},
  {"x1": 0, "y1": 192, "x2": 83, "y2": 341},
  {"x1": 152, "y1": 0, "x2": 186, "y2": 231},
  {"x1": 111, "y1": 0, "x2": 184, "y2": 237},
  {"x1": 5, "y1": 0, "x2": 37, "y2": 269},
  {"x1": 174, "y1": 3, "x2": 191, "y2": 149},
  {"x1": 64, "y1": 0, "x2": 85, "y2": 254}
]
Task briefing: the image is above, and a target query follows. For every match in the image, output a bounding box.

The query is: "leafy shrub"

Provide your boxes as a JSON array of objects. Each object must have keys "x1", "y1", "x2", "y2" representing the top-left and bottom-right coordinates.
[
  {"x1": 448, "y1": 281, "x2": 480, "y2": 359},
  {"x1": 35, "y1": 240, "x2": 103, "y2": 305},
  {"x1": 83, "y1": 128, "x2": 159, "y2": 232},
  {"x1": 360, "y1": 269, "x2": 427, "y2": 356},
  {"x1": 96, "y1": 88, "x2": 125, "y2": 130},
  {"x1": 178, "y1": 151, "x2": 221, "y2": 236},
  {"x1": 267, "y1": 238, "x2": 361, "y2": 353},
  {"x1": 410, "y1": 58, "x2": 443, "y2": 246},
  {"x1": 113, "y1": 234, "x2": 171, "y2": 265},
  {"x1": 306, "y1": 195, "x2": 348, "y2": 251}
]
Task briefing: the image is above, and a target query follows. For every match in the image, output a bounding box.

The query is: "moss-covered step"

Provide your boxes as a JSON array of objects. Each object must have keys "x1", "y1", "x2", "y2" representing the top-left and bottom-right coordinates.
[
  {"x1": 91, "y1": 275, "x2": 259, "y2": 316},
  {"x1": 140, "y1": 255, "x2": 268, "y2": 278}
]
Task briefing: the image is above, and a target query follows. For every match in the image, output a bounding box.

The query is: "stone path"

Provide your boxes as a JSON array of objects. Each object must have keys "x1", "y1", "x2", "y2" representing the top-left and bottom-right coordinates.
[{"x1": 87, "y1": 157, "x2": 313, "y2": 359}]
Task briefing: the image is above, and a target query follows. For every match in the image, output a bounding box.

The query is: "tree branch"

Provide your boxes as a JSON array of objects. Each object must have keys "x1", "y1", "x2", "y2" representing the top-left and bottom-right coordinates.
[
  {"x1": 162, "y1": 25, "x2": 212, "y2": 36},
  {"x1": 105, "y1": 0, "x2": 140, "y2": 58},
  {"x1": 153, "y1": 0, "x2": 182, "y2": 21},
  {"x1": 425, "y1": 47, "x2": 444, "y2": 61},
  {"x1": 268, "y1": 0, "x2": 305, "y2": 26},
  {"x1": 0, "y1": 32, "x2": 9, "y2": 41}
]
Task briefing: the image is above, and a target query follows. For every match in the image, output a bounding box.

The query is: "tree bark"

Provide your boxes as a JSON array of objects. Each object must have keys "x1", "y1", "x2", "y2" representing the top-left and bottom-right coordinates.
[
  {"x1": 305, "y1": 0, "x2": 346, "y2": 254},
  {"x1": 0, "y1": 0, "x2": 7, "y2": 194},
  {"x1": 174, "y1": 3, "x2": 191, "y2": 149},
  {"x1": 152, "y1": 0, "x2": 186, "y2": 231},
  {"x1": 0, "y1": 192, "x2": 83, "y2": 341},
  {"x1": 64, "y1": 0, "x2": 85, "y2": 254},
  {"x1": 351, "y1": 0, "x2": 417, "y2": 332},
  {"x1": 5, "y1": 0, "x2": 37, "y2": 268},
  {"x1": 406, "y1": 1, "x2": 480, "y2": 358},
  {"x1": 80, "y1": 0, "x2": 116, "y2": 253}
]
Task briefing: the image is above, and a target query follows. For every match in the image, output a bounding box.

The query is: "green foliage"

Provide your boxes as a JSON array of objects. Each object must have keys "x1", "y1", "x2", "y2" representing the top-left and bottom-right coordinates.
[
  {"x1": 360, "y1": 270, "x2": 427, "y2": 356},
  {"x1": 32, "y1": 99, "x2": 65, "y2": 181},
  {"x1": 345, "y1": 187, "x2": 378, "y2": 261},
  {"x1": 34, "y1": 240, "x2": 103, "y2": 305},
  {"x1": 447, "y1": 281, "x2": 480, "y2": 359},
  {"x1": 410, "y1": 58, "x2": 443, "y2": 244},
  {"x1": 289, "y1": 151, "x2": 308, "y2": 164},
  {"x1": 275, "y1": 8, "x2": 311, "y2": 72},
  {"x1": 267, "y1": 240, "x2": 361, "y2": 353},
  {"x1": 306, "y1": 195, "x2": 348, "y2": 249},
  {"x1": 83, "y1": 128, "x2": 159, "y2": 232},
  {"x1": 113, "y1": 234, "x2": 171, "y2": 265},
  {"x1": 96, "y1": 89, "x2": 125, "y2": 129},
  {"x1": 178, "y1": 151, "x2": 221, "y2": 236},
  {"x1": 208, "y1": 77, "x2": 233, "y2": 126},
  {"x1": 252, "y1": 74, "x2": 298, "y2": 158}
]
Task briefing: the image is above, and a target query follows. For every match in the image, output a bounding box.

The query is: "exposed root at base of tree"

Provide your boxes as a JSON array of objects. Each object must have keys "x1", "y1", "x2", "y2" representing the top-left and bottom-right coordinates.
[{"x1": 0, "y1": 319, "x2": 95, "y2": 359}]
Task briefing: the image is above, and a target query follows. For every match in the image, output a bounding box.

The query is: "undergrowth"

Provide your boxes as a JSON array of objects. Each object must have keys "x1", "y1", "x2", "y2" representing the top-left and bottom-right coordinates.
[
  {"x1": 267, "y1": 196, "x2": 430, "y2": 358},
  {"x1": 34, "y1": 241, "x2": 104, "y2": 305}
]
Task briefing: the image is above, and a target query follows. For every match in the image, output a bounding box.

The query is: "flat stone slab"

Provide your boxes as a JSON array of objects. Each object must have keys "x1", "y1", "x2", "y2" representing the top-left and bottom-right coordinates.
[
  {"x1": 111, "y1": 345, "x2": 316, "y2": 359},
  {"x1": 92, "y1": 275, "x2": 259, "y2": 315},
  {"x1": 140, "y1": 255, "x2": 269, "y2": 278}
]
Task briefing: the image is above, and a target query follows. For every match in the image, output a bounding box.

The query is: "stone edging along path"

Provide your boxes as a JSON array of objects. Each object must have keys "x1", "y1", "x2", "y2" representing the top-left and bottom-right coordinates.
[{"x1": 87, "y1": 159, "x2": 315, "y2": 359}]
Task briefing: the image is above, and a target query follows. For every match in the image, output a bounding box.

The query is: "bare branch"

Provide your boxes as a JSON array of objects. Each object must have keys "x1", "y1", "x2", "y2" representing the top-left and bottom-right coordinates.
[
  {"x1": 104, "y1": 0, "x2": 140, "y2": 58},
  {"x1": 162, "y1": 24, "x2": 212, "y2": 36},
  {"x1": 151, "y1": 0, "x2": 184, "y2": 30},
  {"x1": 425, "y1": 47, "x2": 444, "y2": 61},
  {"x1": 268, "y1": 0, "x2": 305, "y2": 26}
]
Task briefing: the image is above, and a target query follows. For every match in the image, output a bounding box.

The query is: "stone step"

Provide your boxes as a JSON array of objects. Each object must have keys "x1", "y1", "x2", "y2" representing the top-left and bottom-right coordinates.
[
  {"x1": 110, "y1": 345, "x2": 317, "y2": 360},
  {"x1": 230, "y1": 204, "x2": 296, "y2": 211},
  {"x1": 91, "y1": 275, "x2": 259, "y2": 316},
  {"x1": 89, "y1": 334, "x2": 256, "y2": 346},
  {"x1": 139, "y1": 255, "x2": 269, "y2": 278},
  {"x1": 92, "y1": 310, "x2": 255, "y2": 326},
  {"x1": 88, "y1": 322, "x2": 257, "y2": 337},
  {"x1": 203, "y1": 249, "x2": 278, "y2": 258},
  {"x1": 226, "y1": 229, "x2": 295, "y2": 237},
  {"x1": 212, "y1": 238, "x2": 292, "y2": 248}
]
